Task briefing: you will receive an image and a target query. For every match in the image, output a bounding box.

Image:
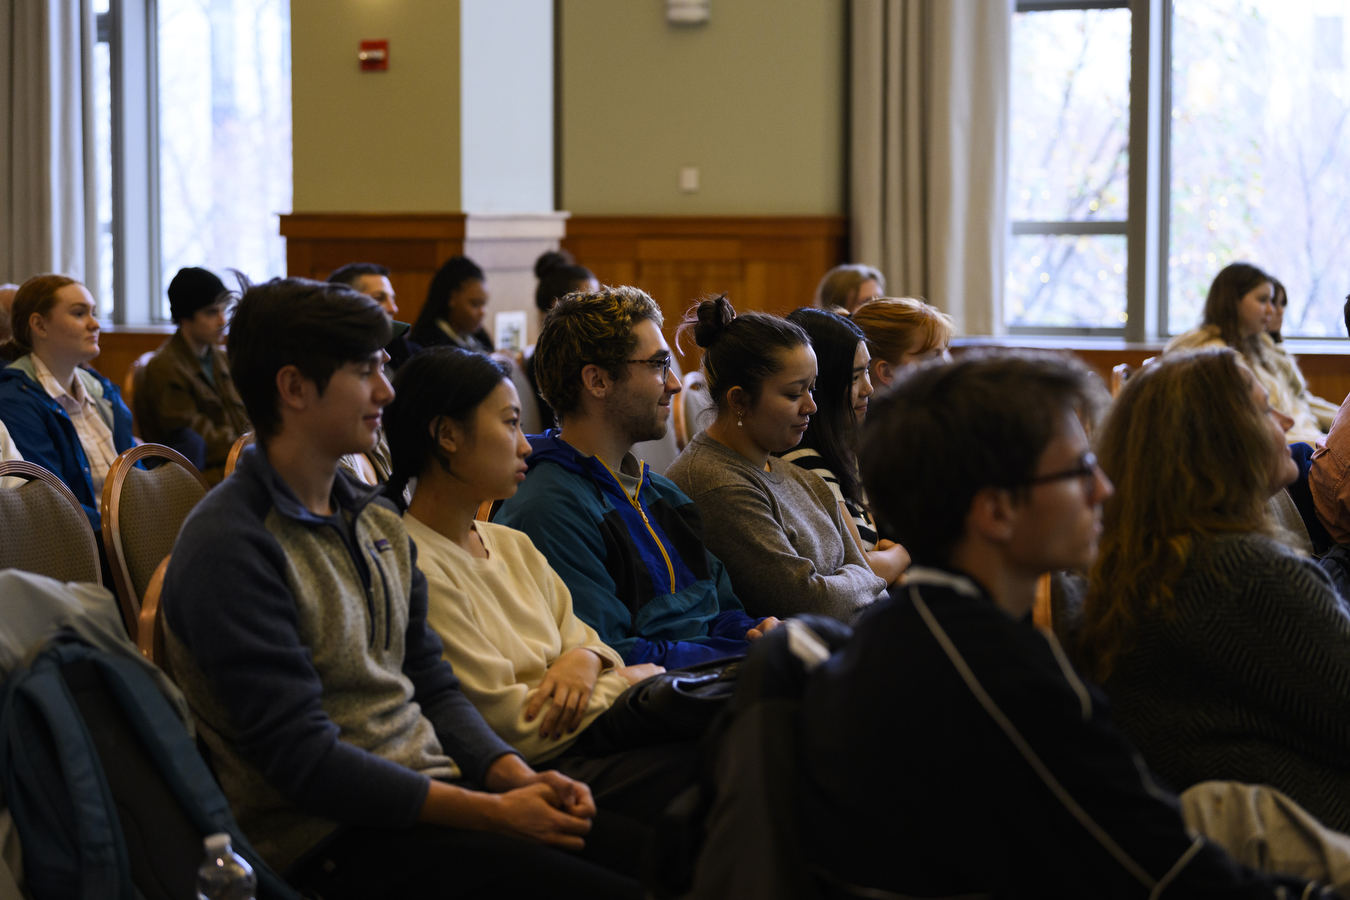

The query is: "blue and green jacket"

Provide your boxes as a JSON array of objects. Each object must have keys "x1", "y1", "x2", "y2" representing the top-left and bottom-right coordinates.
[{"x1": 496, "y1": 431, "x2": 759, "y2": 667}]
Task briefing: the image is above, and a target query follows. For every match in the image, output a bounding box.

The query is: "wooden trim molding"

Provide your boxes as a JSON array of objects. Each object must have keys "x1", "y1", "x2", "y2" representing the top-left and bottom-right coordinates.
[
  {"x1": 954, "y1": 337, "x2": 1350, "y2": 407},
  {"x1": 279, "y1": 213, "x2": 468, "y2": 240}
]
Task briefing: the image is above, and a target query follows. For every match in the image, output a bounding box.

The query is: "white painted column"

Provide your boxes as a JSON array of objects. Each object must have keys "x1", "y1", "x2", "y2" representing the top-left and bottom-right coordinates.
[{"x1": 461, "y1": 0, "x2": 564, "y2": 349}]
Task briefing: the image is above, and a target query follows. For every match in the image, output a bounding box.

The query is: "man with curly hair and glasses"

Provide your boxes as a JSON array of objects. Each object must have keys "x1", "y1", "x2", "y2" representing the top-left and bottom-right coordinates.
[{"x1": 495, "y1": 285, "x2": 777, "y2": 668}]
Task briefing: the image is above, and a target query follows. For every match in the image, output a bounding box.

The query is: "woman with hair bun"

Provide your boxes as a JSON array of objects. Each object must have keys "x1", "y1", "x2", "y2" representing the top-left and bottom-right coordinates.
[
  {"x1": 776, "y1": 308, "x2": 908, "y2": 584},
  {"x1": 1166, "y1": 262, "x2": 1334, "y2": 445},
  {"x1": 851, "y1": 296, "x2": 954, "y2": 389},
  {"x1": 666, "y1": 296, "x2": 887, "y2": 623},
  {"x1": 519, "y1": 251, "x2": 599, "y2": 433}
]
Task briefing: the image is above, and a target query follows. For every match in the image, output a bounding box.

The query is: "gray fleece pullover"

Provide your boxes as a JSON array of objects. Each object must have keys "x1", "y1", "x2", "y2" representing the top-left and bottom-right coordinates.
[
  {"x1": 666, "y1": 431, "x2": 886, "y2": 623},
  {"x1": 163, "y1": 445, "x2": 516, "y2": 872}
]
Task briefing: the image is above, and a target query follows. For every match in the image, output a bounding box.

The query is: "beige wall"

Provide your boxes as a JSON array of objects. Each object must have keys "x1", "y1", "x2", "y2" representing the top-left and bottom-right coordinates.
[
  {"x1": 560, "y1": 0, "x2": 846, "y2": 216},
  {"x1": 291, "y1": 0, "x2": 461, "y2": 212}
]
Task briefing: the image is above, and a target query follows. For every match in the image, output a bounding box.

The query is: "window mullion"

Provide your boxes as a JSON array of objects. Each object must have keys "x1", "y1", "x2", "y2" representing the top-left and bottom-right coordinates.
[
  {"x1": 1124, "y1": 0, "x2": 1169, "y2": 341},
  {"x1": 109, "y1": 0, "x2": 160, "y2": 325}
]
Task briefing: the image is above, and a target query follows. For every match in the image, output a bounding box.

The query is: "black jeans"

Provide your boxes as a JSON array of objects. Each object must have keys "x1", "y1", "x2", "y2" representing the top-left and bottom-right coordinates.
[
  {"x1": 549, "y1": 738, "x2": 699, "y2": 824},
  {"x1": 286, "y1": 816, "x2": 644, "y2": 900}
]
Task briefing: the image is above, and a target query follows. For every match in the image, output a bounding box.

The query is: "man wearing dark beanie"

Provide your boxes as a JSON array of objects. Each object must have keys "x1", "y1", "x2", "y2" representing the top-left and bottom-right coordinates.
[{"x1": 135, "y1": 266, "x2": 251, "y2": 484}]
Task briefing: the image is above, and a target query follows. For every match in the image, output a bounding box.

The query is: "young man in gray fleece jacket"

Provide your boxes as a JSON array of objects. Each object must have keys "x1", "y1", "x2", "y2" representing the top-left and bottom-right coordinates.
[{"x1": 162, "y1": 277, "x2": 640, "y2": 900}]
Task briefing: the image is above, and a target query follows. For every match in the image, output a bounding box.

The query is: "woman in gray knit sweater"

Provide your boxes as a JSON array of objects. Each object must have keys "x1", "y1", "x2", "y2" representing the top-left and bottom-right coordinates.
[
  {"x1": 1079, "y1": 347, "x2": 1350, "y2": 832},
  {"x1": 665, "y1": 296, "x2": 887, "y2": 623}
]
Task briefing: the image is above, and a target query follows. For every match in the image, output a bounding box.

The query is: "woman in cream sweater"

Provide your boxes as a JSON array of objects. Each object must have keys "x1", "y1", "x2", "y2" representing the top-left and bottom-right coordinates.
[
  {"x1": 1166, "y1": 263, "x2": 1335, "y2": 445},
  {"x1": 382, "y1": 346, "x2": 689, "y2": 823}
]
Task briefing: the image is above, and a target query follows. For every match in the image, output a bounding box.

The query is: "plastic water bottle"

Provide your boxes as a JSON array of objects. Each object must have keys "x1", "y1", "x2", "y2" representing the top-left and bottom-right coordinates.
[{"x1": 196, "y1": 833, "x2": 257, "y2": 900}]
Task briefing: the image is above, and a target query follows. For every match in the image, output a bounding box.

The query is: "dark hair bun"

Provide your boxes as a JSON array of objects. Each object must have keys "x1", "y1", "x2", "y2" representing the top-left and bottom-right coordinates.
[
  {"x1": 535, "y1": 250, "x2": 576, "y2": 280},
  {"x1": 692, "y1": 294, "x2": 737, "y2": 349}
]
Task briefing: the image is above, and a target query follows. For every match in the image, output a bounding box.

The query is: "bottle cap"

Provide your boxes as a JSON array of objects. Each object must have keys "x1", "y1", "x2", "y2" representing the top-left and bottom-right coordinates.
[{"x1": 204, "y1": 833, "x2": 232, "y2": 855}]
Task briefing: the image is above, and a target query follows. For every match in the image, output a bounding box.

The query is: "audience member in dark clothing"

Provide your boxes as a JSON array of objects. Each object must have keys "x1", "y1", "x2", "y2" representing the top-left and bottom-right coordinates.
[
  {"x1": 410, "y1": 256, "x2": 492, "y2": 353},
  {"x1": 136, "y1": 266, "x2": 251, "y2": 483},
  {"x1": 327, "y1": 262, "x2": 421, "y2": 372},
  {"x1": 798, "y1": 350, "x2": 1337, "y2": 899}
]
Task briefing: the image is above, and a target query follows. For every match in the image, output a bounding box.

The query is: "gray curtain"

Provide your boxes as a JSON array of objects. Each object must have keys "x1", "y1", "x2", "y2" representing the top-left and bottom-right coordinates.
[
  {"x1": 0, "y1": 0, "x2": 98, "y2": 287},
  {"x1": 851, "y1": 0, "x2": 1010, "y2": 335}
]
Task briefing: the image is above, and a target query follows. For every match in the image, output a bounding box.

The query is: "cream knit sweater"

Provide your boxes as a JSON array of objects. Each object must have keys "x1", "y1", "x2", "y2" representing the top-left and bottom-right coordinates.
[{"x1": 405, "y1": 515, "x2": 630, "y2": 763}]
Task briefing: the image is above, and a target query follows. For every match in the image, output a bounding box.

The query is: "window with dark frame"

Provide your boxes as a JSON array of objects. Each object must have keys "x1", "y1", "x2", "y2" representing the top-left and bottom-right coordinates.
[
  {"x1": 1008, "y1": 0, "x2": 1133, "y2": 335},
  {"x1": 1009, "y1": 0, "x2": 1350, "y2": 341},
  {"x1": 93, "y1": 0, "x2": 291, "y2": 326}
]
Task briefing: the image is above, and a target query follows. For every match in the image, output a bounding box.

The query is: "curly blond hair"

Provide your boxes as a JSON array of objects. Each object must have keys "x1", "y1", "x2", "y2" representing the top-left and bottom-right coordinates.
[{"x1": 534, "y1": 285, "x2": 664, "y2": 418}]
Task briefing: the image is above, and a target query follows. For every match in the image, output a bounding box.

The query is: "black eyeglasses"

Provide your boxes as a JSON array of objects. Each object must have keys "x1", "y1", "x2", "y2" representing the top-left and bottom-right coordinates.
[
  {"x1": 1024, "y1": 452, "x2": 1103, "y2": 491},
  {"x1": 625, "y1": 356, "x2": 673, "y2": 380}
]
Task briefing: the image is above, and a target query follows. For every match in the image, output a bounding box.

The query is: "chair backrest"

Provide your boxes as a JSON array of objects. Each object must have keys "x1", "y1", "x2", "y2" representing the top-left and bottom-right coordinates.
[
  {"x1": 138, "y1": 556, "x2": 171, "y2": 669},
  {"x1": 671, "y1": 386, "x2": 688, "y2": 450},
  {"x1": 224, "y1": 431, "x2": 255, "y2": 478},
  {"x1": 1110, "y1": 363, "x2": 1134, "y2": 398},
  {"x1": 101, "y1": 445, "x2": 210, "y2": 642},
  {"x1": 0, "y1": 461, "x2": 102, "y2": 585},
  {"x1": 123, "y1": 350, "x2": 156, "y2": 437}
]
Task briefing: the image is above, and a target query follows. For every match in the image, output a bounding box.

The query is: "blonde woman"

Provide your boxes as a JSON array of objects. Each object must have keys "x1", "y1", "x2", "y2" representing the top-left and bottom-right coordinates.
[
  {"x1": 814, "y1": 264, "x2": 885, "y2": 315},
  {"x1": 1166, "y1": 263, "x2": 1334, "y2": 445},
  {"x1": 851, "y1": 297, "x2": 954, "y2": 389},
  {"x1": 1079, "y1": 347, "x2": 1350, "y2": 833}
]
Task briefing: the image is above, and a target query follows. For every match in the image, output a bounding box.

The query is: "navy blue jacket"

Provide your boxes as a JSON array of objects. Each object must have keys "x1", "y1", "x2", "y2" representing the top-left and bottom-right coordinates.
[
  {"x1": 0, "y1": 357, "x2": 134, "y2": 530},
  {"x1": 496, "y1": 431, "x2": 758, "y2": 667}
]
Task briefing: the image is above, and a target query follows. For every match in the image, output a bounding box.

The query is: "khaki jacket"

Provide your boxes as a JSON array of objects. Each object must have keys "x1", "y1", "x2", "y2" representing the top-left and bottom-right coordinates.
[{"x1": 135, "y1": 331, "x2": 250, "y2": 484}]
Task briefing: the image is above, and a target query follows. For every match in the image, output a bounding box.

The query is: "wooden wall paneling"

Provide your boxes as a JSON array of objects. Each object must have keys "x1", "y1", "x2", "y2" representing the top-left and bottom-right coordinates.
[
  {"x1": 1293, "y1": 354, "x2": 1350, "y2": 410},
  {"x1": 279, "y1": 214, "x2": 467, "y2": 327},
  {"x1": 563, "y1": 215, "x2": 847, "y2": 372},
  {"x1": 91, "y1": 328, "x2": 176, "y2": 384}
]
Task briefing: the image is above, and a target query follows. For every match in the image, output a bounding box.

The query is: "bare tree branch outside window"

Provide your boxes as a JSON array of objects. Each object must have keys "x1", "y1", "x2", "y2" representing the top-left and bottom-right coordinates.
[
  {"x1": 158, "y1": 0, "x2": 291, "y2": 319},
  {"x1": 1170, "y1": 1, "x2": 1350, "y2": 337},
  {"x1": 1007, "y1": 9, "x2": 1131, "y2": 329}
]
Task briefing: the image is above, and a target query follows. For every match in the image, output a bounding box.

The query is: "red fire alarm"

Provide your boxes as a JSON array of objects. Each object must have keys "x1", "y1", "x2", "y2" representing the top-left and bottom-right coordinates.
[{"x1": 359, "y1": 40, "x2": 388, "y2": 72}]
